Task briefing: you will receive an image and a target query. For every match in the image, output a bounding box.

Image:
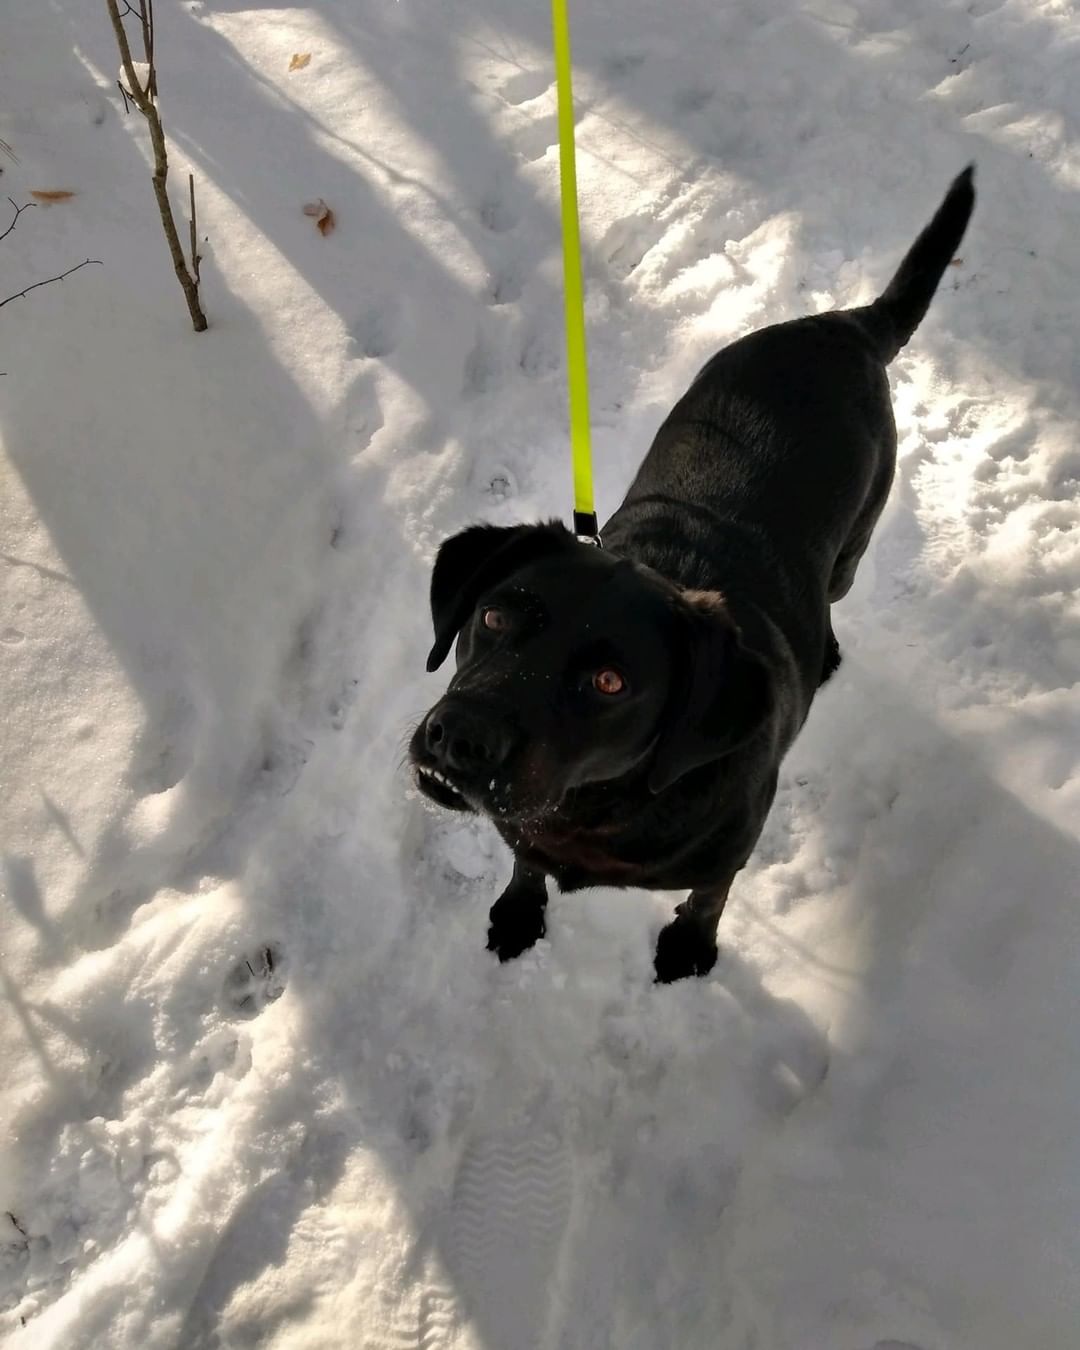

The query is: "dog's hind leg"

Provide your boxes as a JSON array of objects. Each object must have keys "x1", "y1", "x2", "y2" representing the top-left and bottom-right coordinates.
[
  {"x1": 487, "y1": 858, "x2": 549, "y2": 962},
  {"x1": 653, "y1": 879, "x2": 733, "y2": 982}
]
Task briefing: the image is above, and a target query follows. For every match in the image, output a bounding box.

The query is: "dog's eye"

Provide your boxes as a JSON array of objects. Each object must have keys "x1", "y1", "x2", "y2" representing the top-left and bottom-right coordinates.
[
  {"x1": 592, "y1": 668, "x2": 626, "y2": 696},
  {"x1": 482, "y1": 607, "x2": 510, "y2": 632}
]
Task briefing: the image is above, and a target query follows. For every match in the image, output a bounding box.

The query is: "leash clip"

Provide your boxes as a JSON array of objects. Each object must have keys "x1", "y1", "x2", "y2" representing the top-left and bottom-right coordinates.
[{"x1": 573, "y1": 510, "x2": 603, "y2": 549}]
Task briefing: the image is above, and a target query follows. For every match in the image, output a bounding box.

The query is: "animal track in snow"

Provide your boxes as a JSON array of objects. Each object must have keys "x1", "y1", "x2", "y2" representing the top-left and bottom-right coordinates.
[
  {"x1": 446, "y1": 1124, "x2": 573, "y2": 1349},
  {"x1": 172, "y1": 1029, "x2": 250, "y2": 1104},
  {"x1": 222, "y1": 943, "x2": 286, "y2": 1018},
  {"x1": 751, "y1": 1024, "x2": 830, "y2": 1118},
  {"x1": 509, "y1": 112, "x2": 559, "y2": 164},
  {"x1": 478, "y1": 186, "x2": 519, "y2": 235},
  {"x1": 462, "y1": 331, "x2": 501, "y2": 397},
  {"x1": 602, "y1": 51, "x2": 646, "y2": 79},
  {"x1": 481, "y1": 465, "x2": 518, "y2": 503},
  {"x1": 603, "y1": 212, "x2": 661, "y2": 278},
  {"x1": 127, "y1": 690, "x2": 197, "y2": 796},
  {"x1": 487, "y1": 262, "x2": 523, "y2": 306},
  {"x1": 349, "y1": 300, "x2": 401, "y2": 359},
  {"x1": 518, "y1": 326, "x2": 559, "y2": 378},
  {"x1": 499, "y1": 69, "x2": 550, "y2": 106},
  {"x1": 672, "y1": 85, "x2": 713, "y2": 114},
  {"x1": 343, "y1": 368, "x2": 385, "y2": 453}
]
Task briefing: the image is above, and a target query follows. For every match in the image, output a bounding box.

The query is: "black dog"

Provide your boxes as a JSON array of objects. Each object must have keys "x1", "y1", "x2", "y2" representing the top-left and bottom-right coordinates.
[{"x1": 410, "y1": 168, "x2": 975, "y2": 982}]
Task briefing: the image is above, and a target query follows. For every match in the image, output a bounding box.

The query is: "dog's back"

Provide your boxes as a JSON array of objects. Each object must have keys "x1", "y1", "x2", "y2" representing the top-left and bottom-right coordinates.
[{"x1": 604, "y1": 168, "x2": 976, "y2": 633}]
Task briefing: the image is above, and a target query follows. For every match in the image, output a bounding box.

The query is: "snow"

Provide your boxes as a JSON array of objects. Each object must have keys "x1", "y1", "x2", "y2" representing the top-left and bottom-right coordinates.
[{"x1": 2, "y1": 0, "x2": 1079, "y2": 1346}]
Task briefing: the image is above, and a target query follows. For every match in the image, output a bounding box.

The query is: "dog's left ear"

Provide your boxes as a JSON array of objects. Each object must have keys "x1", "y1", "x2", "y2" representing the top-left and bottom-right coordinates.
[
  {"x1": 426, "y1": 520, "x2": 575, "y2": 671},
  {"x1": 648, "y1": 591, "x2": 775, "y2": 793}
]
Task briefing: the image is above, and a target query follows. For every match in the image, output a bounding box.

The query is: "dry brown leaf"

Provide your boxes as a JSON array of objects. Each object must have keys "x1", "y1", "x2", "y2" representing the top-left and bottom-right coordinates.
[
  {"x1": 289, "y1": 53, "x2": 312, "y2": 71},
  {"x1": 302, "y1": 198, "x2": 335, "y2": 235},
  {"x1": 949, "y1": 256, "x2": 964, "y2": 266},
  {"x1": 30, "y1": 189, "x2": 76, "y2": 204}
]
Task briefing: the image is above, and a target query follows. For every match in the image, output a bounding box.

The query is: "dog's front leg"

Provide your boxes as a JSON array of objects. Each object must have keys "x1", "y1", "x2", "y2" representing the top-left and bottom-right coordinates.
[
  {"x1": 653, "y1": 880, "x2": 733, "y2": 982},
  {"x1": 487, "y1": 858, "x2": 549, "y2": 962}
]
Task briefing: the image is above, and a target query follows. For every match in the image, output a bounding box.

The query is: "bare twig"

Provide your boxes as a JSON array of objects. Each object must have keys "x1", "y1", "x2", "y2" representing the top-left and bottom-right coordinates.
[
  {"x1": 0, "y1": 198, "x2": 97, "y2": 362},
  {"x1": 188, "y1": 173, "x2": 201, "y2": 286},
  {"x1": 0, "y1": 259, "x2": 103, "y2": 309},
  {"x1": 105, "y1": 0, "x2": 207, "y2": 331},
  {"x1": 146, "y1": 0, "x2": 157, "y2": 100},
  {"x1": 117, "y1": 79, "x2": 134, "y2": 115},
  {"x1": 0, "y1": 197, "x2": 36, "y2": 243}
]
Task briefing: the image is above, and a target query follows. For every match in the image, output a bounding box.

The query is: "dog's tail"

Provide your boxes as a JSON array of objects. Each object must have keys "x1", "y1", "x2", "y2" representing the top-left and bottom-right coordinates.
[{"x1": 857, "y1": 165, "x2": 975, "y2": 362}]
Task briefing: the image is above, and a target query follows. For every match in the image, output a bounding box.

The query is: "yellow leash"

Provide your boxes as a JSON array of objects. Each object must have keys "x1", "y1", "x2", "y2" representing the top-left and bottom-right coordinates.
[{"x1": 551, "y1": 0, "x2": 600, "y2": 543}]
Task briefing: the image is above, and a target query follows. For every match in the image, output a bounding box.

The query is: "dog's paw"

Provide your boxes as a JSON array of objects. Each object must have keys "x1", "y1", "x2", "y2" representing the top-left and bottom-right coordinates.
[
  {"x1": 653, "y1": 916, "x2": 718, "y2": 983},
  {"x1": 487, "y1": 900, "x2": 546, "y2": 963}
]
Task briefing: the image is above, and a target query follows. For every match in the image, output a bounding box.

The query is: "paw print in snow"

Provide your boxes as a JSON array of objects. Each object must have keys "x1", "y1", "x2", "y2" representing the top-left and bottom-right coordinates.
[{"x1": 223, "y1": 943, "x2": 287, "y2": 1018}]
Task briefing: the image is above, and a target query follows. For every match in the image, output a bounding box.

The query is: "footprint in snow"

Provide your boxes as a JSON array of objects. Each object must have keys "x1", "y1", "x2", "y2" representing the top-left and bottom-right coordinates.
[
  {"x1": 417, "y1": 1284, "x2": 461, "y2": 1350},
  {"x1": 223, "y1": 943, "x2": 286, "y2": 1018},
  {"x1": 127, "y1": 689, "x2": 197, "y2": 796},
  {"x1": 519, "y1": 326, "x2": 559, "y2": 378},
  {"x1": 478, "y1": 188, "x2": 519, "y2": 235},
  {"x1": 462, "y1": 331, "x2": 501, "y2": 397},
  {"x1": 384, "y1": 1266, "x2": 462, "y2": 1350},
  {"x1": 445, "y1": 1124, "x2": 573, "y2": 1349},
  {"x1": 752, "y1": 1028, "x2": 830, "y2": 1118},
  {"x1": 343, "y1": 366, "x2": 385, "y2": 453},
  {"x1": 499, "y1": 69, "x2": 550, "y2": 106},
  {"x1": 602, "y1": 51, "x2": 646, "y2": 79},
  {"x1": 349, "y1": 300, "x2": 401, "y2": 360},
  {"x1": 482, "y1": 466, "x2": 518, "y2": 503},
  {"x1": 672, "y1": 85, "x2": 713, "y2": 115},
  {"x1": 487, "y1": 262, "x2": 524, "y2": 306},
  {"x1": 602, "y1": 211, "x2": 663, "y2": 278},
  {"x1": 510, "y1": 112, "x2": 560, "y2": 164}
]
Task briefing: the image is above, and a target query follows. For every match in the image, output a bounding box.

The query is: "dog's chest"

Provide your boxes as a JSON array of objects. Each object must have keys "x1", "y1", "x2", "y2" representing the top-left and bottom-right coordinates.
[{"x1": 507, "y1": 823, "x2": 646, "y2": 889}]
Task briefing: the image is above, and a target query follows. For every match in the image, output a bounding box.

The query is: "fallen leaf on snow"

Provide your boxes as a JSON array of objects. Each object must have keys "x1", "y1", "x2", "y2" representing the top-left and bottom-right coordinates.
[
  {"x1": 30, "y1": 189, "x2": 76, "y2": 203},
  {"x1": 302, "y1": 199, "x2": 335, "y2": 235},
  {"x1": 289, "y1": 53, "x2": 312, "y2": 71}
]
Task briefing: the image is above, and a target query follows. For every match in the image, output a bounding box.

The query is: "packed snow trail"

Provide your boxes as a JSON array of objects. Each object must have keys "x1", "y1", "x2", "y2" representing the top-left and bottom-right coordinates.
[{"x1": 2, "y1": 0, "x2": 1079, "y2": 1347}]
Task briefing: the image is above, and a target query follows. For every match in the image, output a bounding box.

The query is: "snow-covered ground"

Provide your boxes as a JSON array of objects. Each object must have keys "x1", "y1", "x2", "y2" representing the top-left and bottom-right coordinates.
[{"x1": 2, "y1": 0, "x2": 1079, "y2": 1346}]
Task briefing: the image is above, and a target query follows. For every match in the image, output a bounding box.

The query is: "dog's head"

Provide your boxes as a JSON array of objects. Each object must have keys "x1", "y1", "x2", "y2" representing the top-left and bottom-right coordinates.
[{"x1": 409, "y1": 521, "x2": 772, "y2": 822}]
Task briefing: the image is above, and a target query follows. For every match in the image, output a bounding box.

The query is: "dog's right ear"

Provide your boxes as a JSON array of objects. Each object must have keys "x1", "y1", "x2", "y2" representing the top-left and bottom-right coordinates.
[{"x1": 426, "y1": 520, "x2": 575, "y2": 671}]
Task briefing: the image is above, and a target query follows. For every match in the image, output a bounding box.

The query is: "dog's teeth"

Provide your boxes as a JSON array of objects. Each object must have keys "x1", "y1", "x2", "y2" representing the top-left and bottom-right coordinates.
[{"x1": 418, "y1": 765, "x2": 467, "y2": 801}]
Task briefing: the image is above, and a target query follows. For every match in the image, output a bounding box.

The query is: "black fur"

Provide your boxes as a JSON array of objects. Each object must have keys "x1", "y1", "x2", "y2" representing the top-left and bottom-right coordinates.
[{"x1": 410, "y1": 168, "x2": 975, "y2": 981}]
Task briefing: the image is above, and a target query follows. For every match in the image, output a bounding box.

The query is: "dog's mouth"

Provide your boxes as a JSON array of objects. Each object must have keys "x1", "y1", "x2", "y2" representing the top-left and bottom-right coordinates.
[{"x1": 413, "y1": 763, "x2": 475, "y2": 812}]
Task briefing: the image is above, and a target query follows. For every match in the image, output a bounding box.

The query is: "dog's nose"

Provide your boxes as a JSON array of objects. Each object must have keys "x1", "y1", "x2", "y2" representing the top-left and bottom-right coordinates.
[{"x1": 425, "y1": 704, "x2": 511, "y2": 777}]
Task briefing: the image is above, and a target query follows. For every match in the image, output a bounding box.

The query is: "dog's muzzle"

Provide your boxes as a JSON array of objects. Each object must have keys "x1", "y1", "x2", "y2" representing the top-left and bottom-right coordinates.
[{"x1": 412, "y1": 699, "x2": 517, "y2": 811}]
